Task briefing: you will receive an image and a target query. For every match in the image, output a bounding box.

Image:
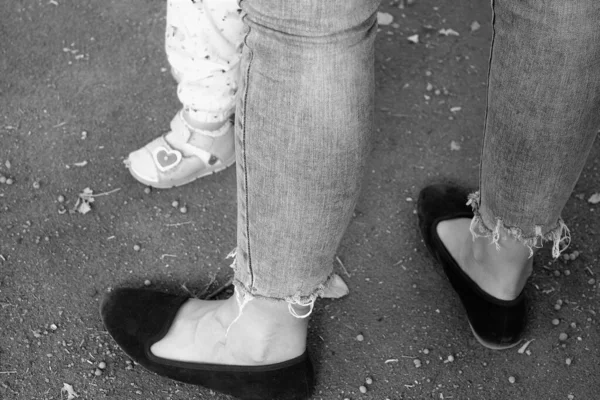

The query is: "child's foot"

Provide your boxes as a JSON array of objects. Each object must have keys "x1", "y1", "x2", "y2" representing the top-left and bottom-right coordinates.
[{"x1": 126, "y1": 111, "x2": 235, "y2": 189}]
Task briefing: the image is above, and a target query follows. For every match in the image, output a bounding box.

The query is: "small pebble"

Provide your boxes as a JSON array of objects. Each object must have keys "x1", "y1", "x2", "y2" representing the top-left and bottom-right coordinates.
[
  {"x1": 0, "y1": 176, "x2": 5, "y2": 183},
  {"x1": 559, "y1": 332, "x2": 568, "y2": 341},
  {"x1": 359, "y1": 385, "x2": 367, "y2": 394},
  {"x1": 422, "y1": 348, "x2": 429, "y2": 355},
  {"x1": 573, "y1": 250, "x2": 580, "y2": 257},
  {"x1": 508, "y1": 376, "x2": 516, "y2": 384},
  {"x1": 365, "y1": 377, "x2": 373, "y2": 385},
  {"x1": 565, "y1": 358, "x2": 572, "y2": 366},
  {"x1": 563, "y1": 254, "x2": 570, "y2": 261},
  {"x1": 447, "y1": 355, "x2": 454, "y2": 362},
  {"x1": 6, "y1": 178, "x2": 13, "y2": 185},
  {"x1": 588, "y1": 278, "x2": 595, "y2": 285},
  {"x1": 568, "y1": 394, "x2": 575, "y2": 399},
  {"x1": 57, "y1": 195, "x2": 65, "y2": 203},
  {"x1": 32, "y1": 181, "x2": 40, "y2": 189},
  {"x1": 144, "y1": 279, "x2": 151, "y2": 287},
  {"x1": 179, "y1": 206, "x2": 188, "y2": 214},
  {"x1": 49, "y1": 324, "x2": 57, "y2": 331},
  {"x1": 552, "y1": 318, "x2": 560, "y2": 326},
  {"x1": 556, "y1": 299, "x2": 563, "y2": 305},
  {"x1": 172, "y1": 200, "x2": 179, "y2": 208},
  {"x1": 554, "y1": 304, "x2": 562, "y2": 311},
  {"x1": 569, "y1": 253, "x2": 577, "y2": 261},
  {"x1": 133, "y1": 244, "x2": 141, "y2": 251},
  {"x1": 413, "y1": 359, "x2": 422, "y2": 368},
  {"x1": 564, "y1": 270, "x2": 571, "y2": 276},
  {"x1": 356, "y1": 334, "x2": 364, "y2": 342},
  {"x1": 98, "y1": 361, "x2": 107, "y2": 370},
  {"x1": 144, "y1": 187, "x2": 151, "y2": 194},
  {"x1": 553, "y1": 270, "x2": 561, "y2": 277},
  {"x1": 570, "y1": 322, "x2": 576, "y2": 329},
  {"x1": 94, "y1": 368, "x2": 102, "y2": 376}
]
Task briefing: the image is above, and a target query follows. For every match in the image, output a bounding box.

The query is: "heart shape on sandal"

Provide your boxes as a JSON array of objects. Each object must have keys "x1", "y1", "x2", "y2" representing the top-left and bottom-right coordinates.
[{"x1": 153, "y1": 146, "x2": 182, "y2": 172}]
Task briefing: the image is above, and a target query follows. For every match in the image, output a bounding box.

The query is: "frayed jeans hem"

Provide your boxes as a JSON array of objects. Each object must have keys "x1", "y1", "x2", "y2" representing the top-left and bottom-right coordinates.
[{"x1": 467, "y1": 191, "x2": 571, "y2": 259}]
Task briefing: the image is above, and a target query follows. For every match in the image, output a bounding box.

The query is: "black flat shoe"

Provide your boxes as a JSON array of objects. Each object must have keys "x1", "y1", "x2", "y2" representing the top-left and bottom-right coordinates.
[
  {"x1": 100, "y1": 288, "x2": 314, "y2": 400},
  {"x1": 417, "y1": 183, "x2": 526, "y2": 349}
]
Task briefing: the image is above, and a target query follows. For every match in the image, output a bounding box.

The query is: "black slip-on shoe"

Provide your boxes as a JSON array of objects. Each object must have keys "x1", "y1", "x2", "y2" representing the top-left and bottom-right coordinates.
[
  {"x1": 417, "y1": 183, "x2": 527, "y2": 350},
  {"x1": 100, "y1": 288, "x2": 314, "y2": 400}
]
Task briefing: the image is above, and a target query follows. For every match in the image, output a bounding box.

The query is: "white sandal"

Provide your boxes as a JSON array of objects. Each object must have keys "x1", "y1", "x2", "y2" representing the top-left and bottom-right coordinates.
[{"x1": 126, "y1": 111, "x2": 235, "y2": 189}]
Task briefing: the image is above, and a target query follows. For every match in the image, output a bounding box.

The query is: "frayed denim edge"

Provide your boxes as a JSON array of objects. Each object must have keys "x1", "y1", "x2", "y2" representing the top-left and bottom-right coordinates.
[
  {"x1": 225, "y1": 248, "x2": 333, "y2": 329},
  {"x1": 467, "y1": 191, "x2": 571, "y2": 259}
]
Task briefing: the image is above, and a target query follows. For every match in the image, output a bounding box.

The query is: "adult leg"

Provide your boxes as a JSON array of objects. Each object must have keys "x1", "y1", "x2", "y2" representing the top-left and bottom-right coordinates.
[
  {"x1": 150, "y1": 0, "x2": 380, "y2": 365},
  {"x1": 438, "y1": 0, "x2": 600, "y2": 301}
]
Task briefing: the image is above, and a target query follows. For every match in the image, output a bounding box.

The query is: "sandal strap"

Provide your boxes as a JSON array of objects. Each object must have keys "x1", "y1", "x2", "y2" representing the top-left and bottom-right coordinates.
[{"x1": 168, "y1": 111, "x2": 234, "y2": 164}]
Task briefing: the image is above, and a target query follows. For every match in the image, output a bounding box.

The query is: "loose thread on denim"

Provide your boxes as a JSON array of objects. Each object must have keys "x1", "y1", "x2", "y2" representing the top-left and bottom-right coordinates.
[
  {"x1": 467, "y1": 191, "x2": 570, "y2": 259},
  {"x1": 288, "y1": 299, "x2": 315, "y2": 319},
  {"x1": 226, "y1": 247, "x2": 237, "y2": 267},
  {"x1": 226, "y1": 285, "x2": 253, "y2": 338},
  {"x1": 227, "y1": 246, "x2": 335, "y2": 319}
]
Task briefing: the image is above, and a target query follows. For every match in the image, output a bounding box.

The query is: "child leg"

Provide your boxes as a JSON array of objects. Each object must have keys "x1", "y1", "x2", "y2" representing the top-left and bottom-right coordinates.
[{"x1": 127, "y1": 0, "x2": 244, "y2": 188}]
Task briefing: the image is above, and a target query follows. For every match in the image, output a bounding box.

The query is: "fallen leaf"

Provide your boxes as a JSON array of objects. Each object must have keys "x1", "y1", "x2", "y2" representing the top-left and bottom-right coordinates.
[
  {"x1": 321, "y1": 274, "x2": 349, "y2": 299},
  {"x1": 450, "y1": 141, "x2": 461, "y2": 151},
  {"x1": 588, "y1": 193, "x2": 600, "y2": 204},
  {"x1": 377, "y1": 12, "x2": 394, "y2": 26},
  {"x1": 80, "y1": 187, "x2": 95, "y2": 202},
  {"x1": 517, "y1": 339, "x2": 534, "y2": 354},
  {"x1": 77, "y1": 201, "x2": 92, "y2": 215},
  {"x1": 407, "y1": 34, "x2": 419, "y2": 44},
  {"x1": 439, "y1": 28, "x2": 460, "y2": 36},
  {"x1": 61, "y1": 383, "x2": 78, "y2": 400},
  {"x1": 470, "y1": 21, "x2": 481, "y2": 32},
  {"x1": 450, "y1": 106, "x2": 462, "y2": 113}
]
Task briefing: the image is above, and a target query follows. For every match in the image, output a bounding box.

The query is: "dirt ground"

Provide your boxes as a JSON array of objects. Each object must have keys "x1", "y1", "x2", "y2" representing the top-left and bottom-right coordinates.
[{"x1": 1, "y1": 0, "x2": 599, "y2": 399}]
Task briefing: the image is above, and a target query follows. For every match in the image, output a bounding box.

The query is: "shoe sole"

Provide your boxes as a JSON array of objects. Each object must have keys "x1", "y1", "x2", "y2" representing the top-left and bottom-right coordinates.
[
  {"x1": 128, "y1": 153, "x2": 236, "y2": 189},
  {"x1": 469, "y1": 323, "x2": 521, "y2": 350}
]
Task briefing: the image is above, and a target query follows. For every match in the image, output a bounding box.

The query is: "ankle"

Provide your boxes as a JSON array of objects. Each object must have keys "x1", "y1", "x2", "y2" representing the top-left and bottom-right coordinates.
[
  {"x1": 225, "y1": 296, "x2": 309, "y2": 363},
  {"x1": 232, "y1": 295, "x2": 310, "y2": 329},
  {"x1": 471, "y1": 234, "x2": 531, "y2": 268},
  {"x1": 182, "y1": 111, "x2": 228, "y2": 132}
]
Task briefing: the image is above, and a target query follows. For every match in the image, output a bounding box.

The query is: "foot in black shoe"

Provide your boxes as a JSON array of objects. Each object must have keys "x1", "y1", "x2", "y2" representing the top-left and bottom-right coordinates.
[
  {"x1": 417, "y1": 183, "x2": 527, "y2": 349},
  {"x1": 100, "y1": 288, "x2": 314, "y2": 400}
]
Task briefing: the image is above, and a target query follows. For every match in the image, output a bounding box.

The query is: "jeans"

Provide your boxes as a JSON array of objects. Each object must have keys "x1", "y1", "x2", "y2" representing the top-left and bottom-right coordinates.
[
  {"x1": 230, "y1": 0, "x2": 380, "y2": 315},
  {"x1": 182, "y1": 0, "x2": 599, "y2": 314},
  {"x1": 470, "y1": 0, "x2": 600, "y2": 258}
]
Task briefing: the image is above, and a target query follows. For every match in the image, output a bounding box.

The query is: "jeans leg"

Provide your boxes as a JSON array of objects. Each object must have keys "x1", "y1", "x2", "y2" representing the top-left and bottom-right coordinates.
[
  {"x1": 471, "y1": 0, "x2": 600, "y2": 257},
  {"x1": 231, "y1": 0, "x2": 380, "y2": 313}
]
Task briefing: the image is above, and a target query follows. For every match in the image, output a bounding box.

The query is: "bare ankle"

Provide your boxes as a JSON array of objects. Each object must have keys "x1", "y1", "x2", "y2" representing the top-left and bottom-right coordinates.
[{"x1": 471, "y1": 234, "x2": 531, "y2": 268}]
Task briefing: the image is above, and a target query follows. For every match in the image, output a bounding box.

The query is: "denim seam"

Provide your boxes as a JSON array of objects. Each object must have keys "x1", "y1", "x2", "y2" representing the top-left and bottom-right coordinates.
[
  {"x1": 467, "y1": 191, "x2": 571, "y2": 258},
  {"x1": 478, "y1": 0, "x2": 496, "y2": 203},
  {"x1": 239, "y1": 5, "x2": 255, "y2": 289}
]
